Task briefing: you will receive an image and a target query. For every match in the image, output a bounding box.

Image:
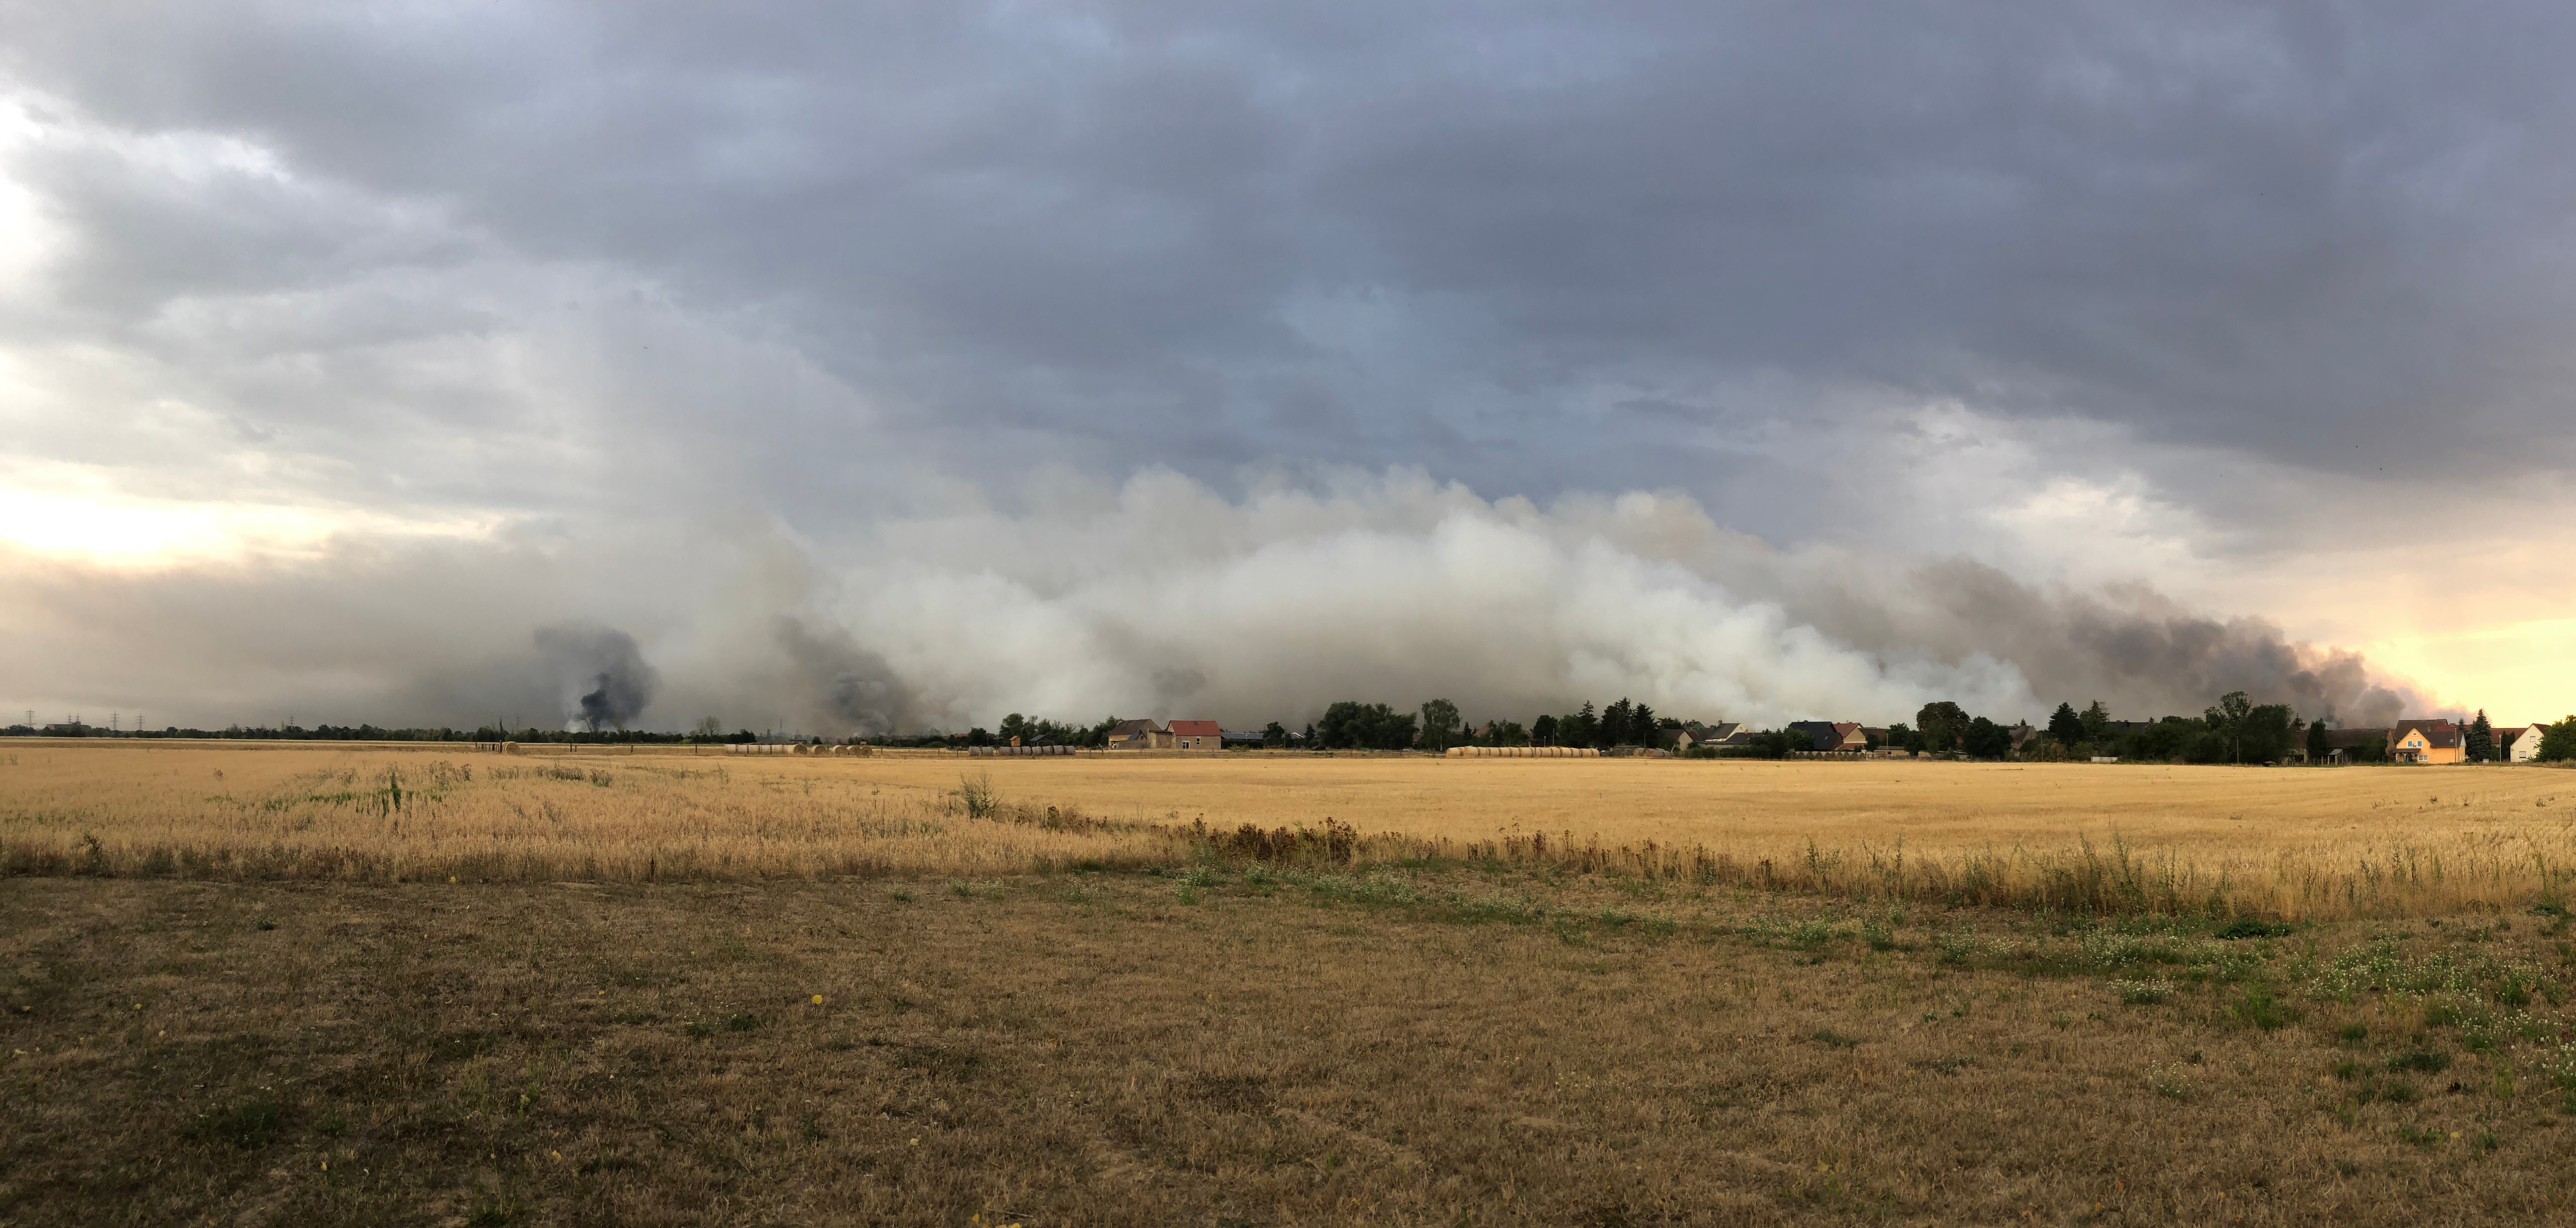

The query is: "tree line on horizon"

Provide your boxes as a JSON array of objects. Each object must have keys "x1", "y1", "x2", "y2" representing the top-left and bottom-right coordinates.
[{"x1": 15, "y1": 700, "x2": 2576, "y2": 763}]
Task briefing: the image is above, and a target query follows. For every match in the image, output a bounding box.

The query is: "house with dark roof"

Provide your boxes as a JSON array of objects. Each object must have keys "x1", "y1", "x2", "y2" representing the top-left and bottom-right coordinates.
[
  {"x1": 1787, "y1": 721, "x2": 1866, "y2": 753},
  {"x1": 2390, "y1": 719, "x2": 2464, "y2": 764},
  {"x1": 1675, "y1": 721, "x2": 1745, "y2": 751},
  {"x1": 1102, "y1": 718, "x2": 1167, "y2": 750},
  {"x1": 1167, "y1": 719, "x2": 1222, "y2": 750}
]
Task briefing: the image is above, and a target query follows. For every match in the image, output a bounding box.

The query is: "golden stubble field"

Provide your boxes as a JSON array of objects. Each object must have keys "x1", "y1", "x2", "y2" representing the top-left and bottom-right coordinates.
[
  {"x1": 4, "y1": 742, "x2": 2573, "y2": 920},
  {"x1": 5, "y1": 742, "x2": 2576, "y2": 1225}
]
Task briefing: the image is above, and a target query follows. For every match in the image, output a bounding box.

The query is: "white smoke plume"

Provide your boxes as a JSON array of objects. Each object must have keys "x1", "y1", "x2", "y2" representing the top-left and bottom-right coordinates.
[{"x1": 0, "y1": 470, "x2": 2424, "y2": 734}]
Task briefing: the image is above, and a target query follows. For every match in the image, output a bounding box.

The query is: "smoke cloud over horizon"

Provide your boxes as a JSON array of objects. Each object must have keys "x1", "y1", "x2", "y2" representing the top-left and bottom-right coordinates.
[
  {"x1": 533, "y1": 622, "x2": 660, "y2": 733},
  {"x1": 744, "y1": 473, "x2": 2427, "y2": 736},
  {"x1": 0, "y1": 473, "x2": 2437, "y2": 738}
]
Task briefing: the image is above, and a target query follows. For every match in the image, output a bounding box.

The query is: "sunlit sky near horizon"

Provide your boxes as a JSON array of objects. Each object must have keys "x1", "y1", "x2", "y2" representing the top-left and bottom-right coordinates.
[{"x1": 3, "y1": 2, "x2": 2572, "y2": 733}]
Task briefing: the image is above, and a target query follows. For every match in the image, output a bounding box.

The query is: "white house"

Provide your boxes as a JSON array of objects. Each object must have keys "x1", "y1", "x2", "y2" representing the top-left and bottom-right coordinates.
[{"x1": 2507, "y1": 722, "x2": 2551, "y2": 763}]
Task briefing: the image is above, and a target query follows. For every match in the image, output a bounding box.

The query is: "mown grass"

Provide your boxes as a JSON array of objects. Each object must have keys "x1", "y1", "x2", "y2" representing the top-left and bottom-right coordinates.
[{"x1": 5, "y1": 861, "x2": 2574, "y2": 1225}]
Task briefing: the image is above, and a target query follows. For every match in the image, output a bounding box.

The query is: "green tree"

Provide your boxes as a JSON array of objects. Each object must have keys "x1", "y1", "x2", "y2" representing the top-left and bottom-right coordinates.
[
  {"x1": 1532, "y1": 714, "x2": 1559, "y2": 746},
  {"x1": 2046, "y1": 702, "x2": 2084, "y2": 749},
  {"x1": 1961, "y1": 716, "x2": 2013, "y2": 758},
  {"x1": 1319, "y1": 701, "x2": 1418, "y2": 751},
  {"x1": 2240, "y1": 704, "x2": 2298, "y2": 763},
  {"x1": 1418, "y1": 698, "x2": 1462, "y2": 752},
  {"x1": 2079, "y1": 700, "x2": 2111, "y2": 743},
  {"x1": 2306, "y1": 718, "x2": 2330, "y2": 762},
  {"x1": 2466, "y1": 710, "x2": 2495, "y2": 762},
  {"x1": 1317, "y1": 701, "x2": 1372, "y2": 750},
  {"x1": 1569, "y1": 702, "x2": 1600, "y2": 748},
  {"x1": 1734, "y1": 729, "x2": 1797, "y2": 759},
  {"x1": 1261, "y1": 721, "x2": 1289, "y2": 748},
  {"x1": 1600, "y1": 698, "x2": 1636, "y2": 747},
  {"x1": 1916, "y1": 702, "x2": 1969, "y2": 755},
  {"x1": 2537, "y1": 717, "x2": 2576, "y2": 763},
  {"x1": 2204, "y1": 691, "x2": 2254, "y2": 763}
]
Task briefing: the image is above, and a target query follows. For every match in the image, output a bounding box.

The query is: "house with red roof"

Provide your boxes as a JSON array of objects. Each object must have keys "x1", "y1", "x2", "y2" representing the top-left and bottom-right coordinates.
[{"x1": 1167, "y1": 719, "x2": 1222, "y2": 750}]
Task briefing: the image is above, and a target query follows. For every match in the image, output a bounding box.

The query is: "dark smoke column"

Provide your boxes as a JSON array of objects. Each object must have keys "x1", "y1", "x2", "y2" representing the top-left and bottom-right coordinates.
[{"x1": 534, "y1": 623, "x2": 662, "y2": 732}]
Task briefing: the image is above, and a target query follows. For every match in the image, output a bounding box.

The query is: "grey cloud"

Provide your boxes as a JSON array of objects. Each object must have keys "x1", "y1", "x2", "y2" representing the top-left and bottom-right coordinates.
[{"x1": 9, "y1": 0, "x2": 2575, "y2": 514}]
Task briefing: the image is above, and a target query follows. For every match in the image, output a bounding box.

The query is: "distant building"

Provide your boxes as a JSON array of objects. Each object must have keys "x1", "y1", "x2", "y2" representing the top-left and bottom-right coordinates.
[
  {"x1": 1787, "y1": 721, "x2": 1866, "y2": 753},
  {"x1": 2389, "y1": 719, "x2": 2465, "y2": 764},
  {"x1": 2506, "y1": 722, "x2": 2550, "y2": 763},
  {"x1": 1103, "y1": 718, "x2": 1167, "y2": 750},
  {"x1": 1167, "y1": 720, "x2": 1222, "y2": 750},
  {"x1": 1675, "y1": 721, "x2": 1745, "y2": 751},
  {"x1": 2319, "y1": 727, "x2": 2390, "y2": 764}
]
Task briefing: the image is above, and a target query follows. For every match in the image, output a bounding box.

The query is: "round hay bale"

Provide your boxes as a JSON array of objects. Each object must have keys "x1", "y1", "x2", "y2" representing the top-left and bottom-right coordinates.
[{"x1": 501, "y1": 741, "x2": 518, "y2": 754}]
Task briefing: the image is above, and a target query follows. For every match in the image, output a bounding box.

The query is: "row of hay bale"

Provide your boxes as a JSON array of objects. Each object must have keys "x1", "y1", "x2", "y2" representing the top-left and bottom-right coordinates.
[
  {"x1": 725, "y1": 742, "x2": 873, "y2": 756},
  {"x1": 1446, "y1": 746, "x2": 1601, "y2": 758}
]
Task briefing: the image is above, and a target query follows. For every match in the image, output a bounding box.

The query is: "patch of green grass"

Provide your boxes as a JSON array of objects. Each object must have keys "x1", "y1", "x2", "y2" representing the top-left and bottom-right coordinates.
[
  {"x1": 2395, "y1": 1123, "x2": 2446, "y2": 1149},
  {"x1": 2337, "y1": 1022, "x2": 2369, "y2": 1045},
  {"x1": 1810, "y1": 1028, "x2": 1860, "y2": 1049},
  {"x1": 888, "y1": 888, "x2": 915, "y2": 903},
  {"x1": 2387, "y1": 1048, "x2": 2451, "y2": 1075},
  {"x1": 2228, "y1": 985, "x2": 2300, "y2": 1030},
  {"x1": 188, "y1": 1099, "x2": 281, "y2": 1149},
  {"x1": 315, "y1": 1109, "x2": 348, "y2": 1137},
  {"x1": 723, "y1": 1013, "x2": 762, "y2": 1033},
  {"x1": 2215, "y1": 918, "x2": 2291, "y2": 940}
]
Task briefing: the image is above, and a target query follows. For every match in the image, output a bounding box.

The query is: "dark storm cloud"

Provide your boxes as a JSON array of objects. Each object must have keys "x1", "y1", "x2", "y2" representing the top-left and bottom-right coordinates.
[{"x1": 9, "y1": 0, "x2": 2575, "y2": 508}]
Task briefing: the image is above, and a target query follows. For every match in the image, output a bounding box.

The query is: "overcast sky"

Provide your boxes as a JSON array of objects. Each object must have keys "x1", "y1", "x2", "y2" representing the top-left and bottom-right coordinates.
[{"x1": 3, "y1": 2, "x2": 2570, "y2": 733}]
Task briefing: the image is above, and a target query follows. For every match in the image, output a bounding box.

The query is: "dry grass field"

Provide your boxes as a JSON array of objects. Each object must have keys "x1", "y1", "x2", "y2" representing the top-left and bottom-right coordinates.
[
  {"x1": 5, "y1": 742, "x2": 2572, "y2": 920},
  {"x1": 6, "y1": 743, "x2": 2576, "y2": 1225}
]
